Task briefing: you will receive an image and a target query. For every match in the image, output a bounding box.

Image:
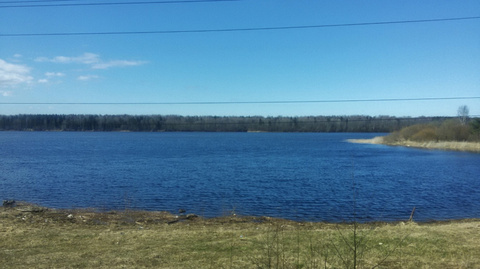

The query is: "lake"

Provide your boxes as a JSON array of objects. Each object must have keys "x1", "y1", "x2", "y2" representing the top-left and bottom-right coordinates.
[{"x1": 1, "y1": 132, "x2": 479, "y2": 222}]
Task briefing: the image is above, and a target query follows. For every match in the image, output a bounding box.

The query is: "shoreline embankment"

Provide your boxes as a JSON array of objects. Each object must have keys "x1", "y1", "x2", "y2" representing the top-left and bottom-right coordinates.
[
  {"x1": 2, "y1": 201, "x2": 479, "y2": 225},
  {"x1": 347, "y1": 136, "x2": 480, "y2": 153}
]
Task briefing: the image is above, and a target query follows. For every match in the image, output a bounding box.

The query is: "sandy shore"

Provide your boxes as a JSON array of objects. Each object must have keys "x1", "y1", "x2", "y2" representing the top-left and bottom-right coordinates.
[
  {"x1": 346, "y1": 136, "x2": 385, "y2": 145},
  {"x1": 348, "y1": 136, "x2": 480, "y2": 153}
]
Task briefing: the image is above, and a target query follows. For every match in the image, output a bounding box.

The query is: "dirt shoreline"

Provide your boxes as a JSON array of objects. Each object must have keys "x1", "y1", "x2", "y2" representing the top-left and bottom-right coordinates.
[
  {"x1": 347, "y1": 136, "x2": 480, "y2": 153},
  {"x1": 1, "y1": 202, "x2": 478, "y2": 225}
]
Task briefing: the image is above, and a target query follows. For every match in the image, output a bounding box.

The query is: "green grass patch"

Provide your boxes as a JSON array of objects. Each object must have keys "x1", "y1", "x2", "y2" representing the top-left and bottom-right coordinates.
[{"x1": 1, "y1": 205, "x2": 479, "y2": 268}]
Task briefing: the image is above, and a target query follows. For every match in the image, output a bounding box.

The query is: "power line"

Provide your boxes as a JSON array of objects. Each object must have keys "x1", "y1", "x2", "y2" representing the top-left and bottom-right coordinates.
[
  {"x1": 0, "y1": 0, "x2": 78, "y2": 3},
  {"x1": 0, "y1": 0, "x2": 240, "y2": 8},
  {"x1": 1, "y1": 16, "x2": 479, "y2": 37},
  {"x1": 1, "y1": 97, "x2": 479, "y2": 105}
]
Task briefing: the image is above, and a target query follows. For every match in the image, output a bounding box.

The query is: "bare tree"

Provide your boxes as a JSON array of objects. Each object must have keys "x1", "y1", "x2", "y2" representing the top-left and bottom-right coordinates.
[{"x1": 457, "y1": 105, "x2": 469, "y2": 125}]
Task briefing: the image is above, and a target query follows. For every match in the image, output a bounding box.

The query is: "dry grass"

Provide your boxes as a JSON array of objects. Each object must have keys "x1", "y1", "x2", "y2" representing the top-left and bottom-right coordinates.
[
  {"x1": 385, "y1": 140, "x2": 480, "y2": 153},
  {"x1": 1, "y1": 204, "x2": 480, "y2": 268},
  {"x1": 348, "y1": 136, "x2": 480, "y2": 153}
]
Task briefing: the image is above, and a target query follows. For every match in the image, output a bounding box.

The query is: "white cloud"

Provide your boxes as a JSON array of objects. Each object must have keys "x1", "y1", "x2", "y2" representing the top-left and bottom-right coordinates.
[
  {"x1": 1, "y1": 90, "x2": 13, "y2": 96},
  {"x1": 77, "y1": 75, "x2": 99, "y2": 81},
  {"x1": 45, "y1": 72, "x2": 65, "y2": 77},
  {"x1": 13, "y1": 54, "x2": 22, "y2": 58},
  {"x1": 92, "y1": 60, "x2": 146, "y2": 69},
  {"x1": 0, "y1": 59, "x2": 33, "y2": 87},
  {"x1": 38, "y1": 79, "x2": 49, "y2": 83},
  {"x1": 35, "y1": 52, "x2": 146, "y2": 70},
  {"x1": 36, "y1": 52, "x2": 100, "y2": 64}
]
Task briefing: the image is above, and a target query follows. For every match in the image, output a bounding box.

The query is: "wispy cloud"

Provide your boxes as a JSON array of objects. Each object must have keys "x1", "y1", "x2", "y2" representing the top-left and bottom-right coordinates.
[
  {"x1": 35, "y1": 72, "x2": 65, "y2": 85},
  {"x1": 77, "y1": 75, "x2": 99, "y2": 81},
  {"x1": 36, "y1": 52, "x2": 100, "y2": 65},
  {"x1": 0, "y1": 59, "x2": 33, "y2": 88},
  {"x1": 45, "y1": 72, "x2": 65, "y2": 77},
  {"x1": 1, "y1": 90, "x2": 13, "y2": 96},
  {"x1": 36, "y1": 52, "x2": 146, "y2": 70},
  {"x1": 92, "y1": 60, "x2": 147, "y2": 69}
]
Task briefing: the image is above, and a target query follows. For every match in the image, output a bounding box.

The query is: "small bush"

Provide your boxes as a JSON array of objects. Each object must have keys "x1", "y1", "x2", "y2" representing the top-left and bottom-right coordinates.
[
  {"x1": 469, "y1": 119, "x2": 480, "y2": 141},
  {"x1": 398, "y1": 124, "x2": 428, "y2": 140},
  {"x1": 436, "y1": 120, "x2": 470, "y2": 141},
  {"x1": 411, "y1": 126, "x2": 438, "y2": 141},
  {"x1": 383, "y1": 131, "x2": 401, "y2": 143}
]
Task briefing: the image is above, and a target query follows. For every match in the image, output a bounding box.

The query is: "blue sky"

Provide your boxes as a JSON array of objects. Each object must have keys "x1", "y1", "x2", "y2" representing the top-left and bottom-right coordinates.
[{"x1": 0, "y1": 0, "x2": 479, "y2": 116}]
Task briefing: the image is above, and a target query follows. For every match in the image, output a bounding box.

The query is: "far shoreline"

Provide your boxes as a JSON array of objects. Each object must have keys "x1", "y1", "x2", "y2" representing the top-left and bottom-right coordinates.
[{"x1": 348, "y1": 136, "x2": 480, "y2": 153}]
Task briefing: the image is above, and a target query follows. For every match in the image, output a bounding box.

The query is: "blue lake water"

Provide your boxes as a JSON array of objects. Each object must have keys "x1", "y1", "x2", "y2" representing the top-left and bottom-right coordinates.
[{"x1": 1, "y1": 132, "x2": 479, "y2": 222}]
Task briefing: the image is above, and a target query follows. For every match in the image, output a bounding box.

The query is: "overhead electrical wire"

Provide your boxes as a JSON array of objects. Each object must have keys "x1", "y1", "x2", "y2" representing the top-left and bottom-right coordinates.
[
  {"x1": 2, "y1": 4, "x2": 476, "y2": 117},
  {"x1": 0, "y1": 0, "x2": 78, "y2": 4},
  {"x1": 1, "y1": 16, "x2": 479, "y2": 37},
  {"x1": 1, "y1": 97, "x2": 479, "y2": 105},
  {"x1": 0, "y1": 0, "x2": 240, "y2": 8}
]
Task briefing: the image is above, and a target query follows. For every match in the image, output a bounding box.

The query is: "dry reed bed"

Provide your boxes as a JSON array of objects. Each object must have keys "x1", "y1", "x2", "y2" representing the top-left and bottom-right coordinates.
[{"x1": 348, "y1": 137, "x2": 480, "y2": 153}]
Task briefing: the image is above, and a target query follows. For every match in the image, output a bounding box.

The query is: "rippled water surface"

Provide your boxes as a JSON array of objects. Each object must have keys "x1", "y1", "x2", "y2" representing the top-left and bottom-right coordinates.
[{"x1": 1, "y1": 132, "x2": 479, "y2": 222}]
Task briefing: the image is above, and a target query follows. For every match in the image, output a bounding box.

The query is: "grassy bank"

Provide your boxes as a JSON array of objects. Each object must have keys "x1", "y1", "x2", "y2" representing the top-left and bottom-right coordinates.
[
  {"x1": 348, "y1": 136, "x2": 480, "y2": 153},
  {"x1": 348, "y1": 118, "x2": 480, "y2": 152},
  {"x1": 383, "y1": 139, "x2": 480, "y2": 152},
  {"x1": 349, "y1": 119, "x2": 480, "y2": 153},
  {"x1": 1, "y1": 203, "x2": 479, "y2": 268}
]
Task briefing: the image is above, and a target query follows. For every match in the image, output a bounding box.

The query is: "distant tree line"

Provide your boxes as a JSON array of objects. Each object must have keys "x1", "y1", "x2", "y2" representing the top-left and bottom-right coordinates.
[{"x1": 0, "y1": 114, "x2": 454, "y2": 133}]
